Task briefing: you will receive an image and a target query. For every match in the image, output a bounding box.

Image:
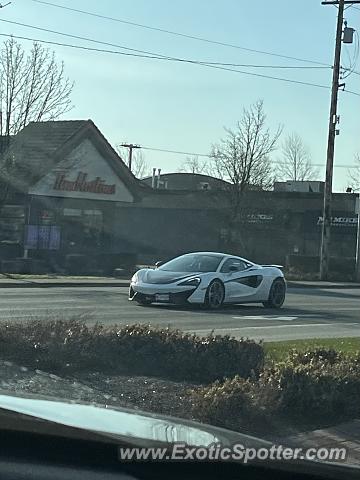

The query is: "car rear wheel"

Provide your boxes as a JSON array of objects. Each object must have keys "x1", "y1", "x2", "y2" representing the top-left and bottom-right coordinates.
[
  {"x1": 263, "y1": 278, "x2": 286, "y2": 309},
  {"x1": 204, "y1": 280, "x2": 225, "y2": 310}
]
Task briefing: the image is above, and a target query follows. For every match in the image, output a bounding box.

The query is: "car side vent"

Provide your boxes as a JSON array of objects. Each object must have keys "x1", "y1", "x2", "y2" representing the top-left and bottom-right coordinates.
[{"x1": 237, "y1": 275, "x2": 263, "y2": 288}]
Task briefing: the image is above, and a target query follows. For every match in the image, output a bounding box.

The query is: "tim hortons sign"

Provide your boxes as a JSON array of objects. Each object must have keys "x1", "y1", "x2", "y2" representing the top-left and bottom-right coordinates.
[{"x1": 53, "y1": 172, "x2": 116, "y2": 195}]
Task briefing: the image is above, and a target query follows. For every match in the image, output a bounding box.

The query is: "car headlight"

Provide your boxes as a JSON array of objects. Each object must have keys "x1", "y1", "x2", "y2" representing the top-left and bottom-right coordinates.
[
  {"x1": 178, "y1": 277, "x2": 201, "y2": 287},
  {"x1": 131, "y1": 272, "x2": 139, "y2": 284}
]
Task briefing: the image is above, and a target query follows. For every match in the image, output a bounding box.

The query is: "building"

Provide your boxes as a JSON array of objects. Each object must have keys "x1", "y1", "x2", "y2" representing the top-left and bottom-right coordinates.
[
  {"x1": 141, "y1": 172, "x2": 230, "y2": 191},
  {"x1": 0, "y1": 120, "x2": 358, "y2": 274},
  {"x1": 0, "y1": 120, "x2": 145, "y2": 273},
  {"x1": 274, "y1": 181, "x2": 325, "y2": 193}
]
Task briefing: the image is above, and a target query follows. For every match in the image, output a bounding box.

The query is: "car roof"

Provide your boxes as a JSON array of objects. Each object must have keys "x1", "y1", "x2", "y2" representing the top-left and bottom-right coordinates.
[
  {"x1": 181, "y1": 251, "x2": 228, "y2": 257},
  {"x1": 181, "y1": 252, "x2": 253, "y2": 263}
]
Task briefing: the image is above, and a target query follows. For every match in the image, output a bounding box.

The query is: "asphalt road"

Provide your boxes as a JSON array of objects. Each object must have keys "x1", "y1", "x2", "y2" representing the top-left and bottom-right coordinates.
[{"x1": 0, "y1": 286, "x2": 359, "y2": 341}]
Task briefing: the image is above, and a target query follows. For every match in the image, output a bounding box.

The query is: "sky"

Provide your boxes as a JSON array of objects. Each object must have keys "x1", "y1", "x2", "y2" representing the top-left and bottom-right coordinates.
[{"x1": 1, "y1": 0, "x2": 360, "y2": 191}]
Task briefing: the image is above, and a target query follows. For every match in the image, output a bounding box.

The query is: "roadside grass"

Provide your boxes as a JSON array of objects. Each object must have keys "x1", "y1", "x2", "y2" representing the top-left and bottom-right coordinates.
[{"x1": 265, "y1": 337, "x2": 360, "y2": 362}]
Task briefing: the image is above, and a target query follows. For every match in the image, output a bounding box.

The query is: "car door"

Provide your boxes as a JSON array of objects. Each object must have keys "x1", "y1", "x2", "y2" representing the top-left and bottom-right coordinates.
[{"x1": 220, "y1": 258, "x2": 249, "y2": 302}]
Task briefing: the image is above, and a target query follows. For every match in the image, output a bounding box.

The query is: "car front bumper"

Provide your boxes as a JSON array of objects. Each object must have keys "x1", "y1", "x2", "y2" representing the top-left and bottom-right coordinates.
[{"x1": 129, "y1": 282, "x2": 206, "y2": 304}]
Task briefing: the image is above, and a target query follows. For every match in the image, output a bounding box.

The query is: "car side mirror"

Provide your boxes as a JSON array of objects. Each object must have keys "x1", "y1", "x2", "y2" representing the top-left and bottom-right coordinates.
[
  {"x1": 228, "y1": 265, "x2": 238, "y2": 272},
  {"x1": 155, "y1": 261, "x2": 163, "y2": 268}
]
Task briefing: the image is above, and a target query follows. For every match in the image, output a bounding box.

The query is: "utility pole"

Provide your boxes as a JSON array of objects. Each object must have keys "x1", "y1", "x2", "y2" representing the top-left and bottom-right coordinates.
[
  {"x1": 320, "y1": 1, "x2": 360, "y2": 280},
  {"x1": 320, "y1": 0, "x2": 345, "y2": 280},
  {"x1": 120, "y1": 143, "x2": 141, "y2": 172}
]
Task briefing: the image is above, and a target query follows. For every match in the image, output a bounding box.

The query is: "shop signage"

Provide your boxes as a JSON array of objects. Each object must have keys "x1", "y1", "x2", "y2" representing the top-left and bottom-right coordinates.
[
  {"x1": 304, "y1": 210, "x2": 358, "y2": 235},
  {"x1": 247, "y1": 213, "x2": 274, "y2": 223},
  {"x1": 29, "y1": 139, "x2": 133, "y2": 202},
  {"x1": 53, "y1": 172, "x2": 116, "y2": 195},
  {"x1": 316, "y1": 216, "x2": 357, "y2": 227}
]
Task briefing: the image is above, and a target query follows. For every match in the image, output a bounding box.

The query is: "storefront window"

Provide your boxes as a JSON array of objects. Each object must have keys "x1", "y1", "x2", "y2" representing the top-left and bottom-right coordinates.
[
  {"x1": 83, "y1": 210, "x2": 103, "y2": 248},
  {"x1": 0, "y1": 205, "x2": 25, "y2": 243},
  {"x1": 63, "y1": 208, "x2": 82, "y2": 217},
  {"x1": 60, "y1": 208, "x2": 103, "y2": 250},
  {"x1": 38, "y1": 209, "x2": 56, "y2": 225}
]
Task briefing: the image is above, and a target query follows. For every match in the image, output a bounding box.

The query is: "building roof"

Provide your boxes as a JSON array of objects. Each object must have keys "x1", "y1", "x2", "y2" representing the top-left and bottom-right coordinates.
[
  {"x1": 141, "y1": 172, "x2": 230, "y2": 191},
  {"x1": 1, "y1": 119, "x2": 142, "y2": 197},
  {"x1": 7, "y1": 121, "x2": 86, "y2": 185}
]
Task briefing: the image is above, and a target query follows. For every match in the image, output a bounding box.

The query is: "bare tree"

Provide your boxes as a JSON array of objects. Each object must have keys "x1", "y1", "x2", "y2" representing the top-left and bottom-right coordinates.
[
  {"x1": 130, "y1": 150, "x2": 149, "y2": 178},
  {"x1": 0, "y1": 38, "x2": 73, "y2": 136},
  {"x1": 0, "y1": 39, "x2": 73, "y2": 210},
  {"x1": 277, "y1": 132, "x2": 318, "y2": 181},
  {"x1": 178, "y1": 155, "x2": 210, "y2": 174},
  {"x1": 211, "y1": 100, "x2": 281, "y2": 191},
  {"x1": 0, "y1": 143, "x2": 15, "y2": 206},
  {"x1": 210, "y1": 100, "x2": 282, "y2": 252},
  {"x1": 116, "y1": 145, "x2": 150, "y2": 178},
  {"x1": 347, "y1": 153, "x2": 360, "y2": 191}
]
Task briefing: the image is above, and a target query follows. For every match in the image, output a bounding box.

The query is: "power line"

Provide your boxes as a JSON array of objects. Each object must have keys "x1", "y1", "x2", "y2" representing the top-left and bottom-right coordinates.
[
  {"x1": 344, "y1": 88, "x2": 360, "y2": 96},
  {"x1": 193, "y1": 62, "x2": 331, "y2": 89},
  {"x1": 0, "y1": 32, "x2": 334, "y2": 91},
  {"x1": 0, "y1": 19, "x2": 329, "y2": 70},
  {"x1": 0, "y1": 18, "x2": 177, "y2": 58},
  {"x1": 1, "y1": 19, "x2": 359, "y2": 95},
  {"x1": 141, "y1": 146, "x2": 358, "y2": 168},
  {"x1": 0, "y1": 32, "x2": 198, "y2": 61},
  {"x1": 186, "y1": 62, "x2": 328, "y2": 69},
  {"x1": 142, "y1": 146, "x2": 210, "y2": 158},
  {"x1": 30, "y1": 0, "x2": 331, "y2": 67}
]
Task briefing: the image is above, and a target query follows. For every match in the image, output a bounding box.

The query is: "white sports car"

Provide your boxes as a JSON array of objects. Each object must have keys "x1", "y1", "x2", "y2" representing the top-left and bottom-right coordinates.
[{"x1": 129, "y1": 252, "x2": 286, "y2": 309}]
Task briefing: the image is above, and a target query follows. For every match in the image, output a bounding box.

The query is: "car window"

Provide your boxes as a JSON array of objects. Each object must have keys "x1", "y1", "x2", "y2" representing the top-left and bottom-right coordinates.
[
  {"x1": 220, "y1": 258, "x2": 248, "y2": 273},
  {"x1": 159, "y1": 254, "x2": 223, "y2": 272}
]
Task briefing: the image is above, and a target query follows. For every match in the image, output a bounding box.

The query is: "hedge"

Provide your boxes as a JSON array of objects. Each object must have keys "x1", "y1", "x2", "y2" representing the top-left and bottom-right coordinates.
[
  {"x1": 189, "y1": 375, "x2": 274, "y2": 434},
  {"x1": 190, "y1": 348, "x2": 360, "y2": 431},
  {"x1": 0, "y1": 319, "x2": 264, "y2": 383}
]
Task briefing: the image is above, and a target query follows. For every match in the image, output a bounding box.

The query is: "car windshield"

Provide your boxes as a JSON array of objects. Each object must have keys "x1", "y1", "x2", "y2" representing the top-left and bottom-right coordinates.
[{"x1": 159, "y1": 254, "x2": 223, "y2": 272}]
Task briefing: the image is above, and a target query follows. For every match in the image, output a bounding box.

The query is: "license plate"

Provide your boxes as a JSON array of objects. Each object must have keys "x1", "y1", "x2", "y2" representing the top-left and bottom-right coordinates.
[{"x1": 155, "y1": 294, "x2": 170, "y2": 302}]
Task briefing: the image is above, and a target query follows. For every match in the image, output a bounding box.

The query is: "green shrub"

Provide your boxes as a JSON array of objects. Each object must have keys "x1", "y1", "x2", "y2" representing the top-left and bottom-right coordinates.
[
  {"x1": 260, "y1": 358, "x2": 360, "y2": 421},
  {"x1": 189, "y1": 375, "x2": 274, "y2": 434},
  {"x1": 190, "y1": 348, "x2": 360, "y2": 433},
  {"x1": 0, "y1": 320, "x2": 264, "y2": 383},
  {"x1": 286, "y1": 347, "x2": 343, "y2": 366}
]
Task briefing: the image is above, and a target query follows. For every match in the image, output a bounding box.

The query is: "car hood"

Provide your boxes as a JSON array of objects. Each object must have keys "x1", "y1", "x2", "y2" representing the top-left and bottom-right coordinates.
[
  {"x1": 138, "y1": 269, "x2": 201, "y2": 285},
  {"x1": 0, "y1": 394, "x2": 269, "y2": 448}
]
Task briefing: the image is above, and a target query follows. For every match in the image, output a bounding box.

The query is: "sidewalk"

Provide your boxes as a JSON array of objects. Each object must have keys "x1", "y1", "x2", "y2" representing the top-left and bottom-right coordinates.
[
  {"x1": 0, "y1": 275, "x2": 130, "y2": 288},
  {"x1": 0, "y1": 275, "x2": 359, "y2": 289},
  {"x1": 283, "y1": 419, "x2": 360, "y2": 466}
]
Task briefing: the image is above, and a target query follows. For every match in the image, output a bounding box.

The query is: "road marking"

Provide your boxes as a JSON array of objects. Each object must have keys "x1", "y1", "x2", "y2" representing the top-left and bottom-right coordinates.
[
  {"x1": 193, "y1": 322, "x2": 360, "y2": 332},
  {"x1": 233, "y1": 315, "x2": 302, "y2": 321}
]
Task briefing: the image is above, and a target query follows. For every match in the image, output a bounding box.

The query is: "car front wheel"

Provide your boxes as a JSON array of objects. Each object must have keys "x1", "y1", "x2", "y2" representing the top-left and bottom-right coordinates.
[
  {"x1": 263, "y1": 278, "x2": 286, "y2": 309},
  {"x1": 204, "y1": 280, "x2": 225, "y2": 310}
]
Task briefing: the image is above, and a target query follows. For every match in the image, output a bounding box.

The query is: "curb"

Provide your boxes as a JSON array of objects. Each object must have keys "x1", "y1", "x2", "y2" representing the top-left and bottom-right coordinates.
[
  {"x1": 287, "y1": 281, "x2": 360, "y2": 289},
  {"x1": 0, "y1": 281, "x2": 130, "y2": 288}
]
